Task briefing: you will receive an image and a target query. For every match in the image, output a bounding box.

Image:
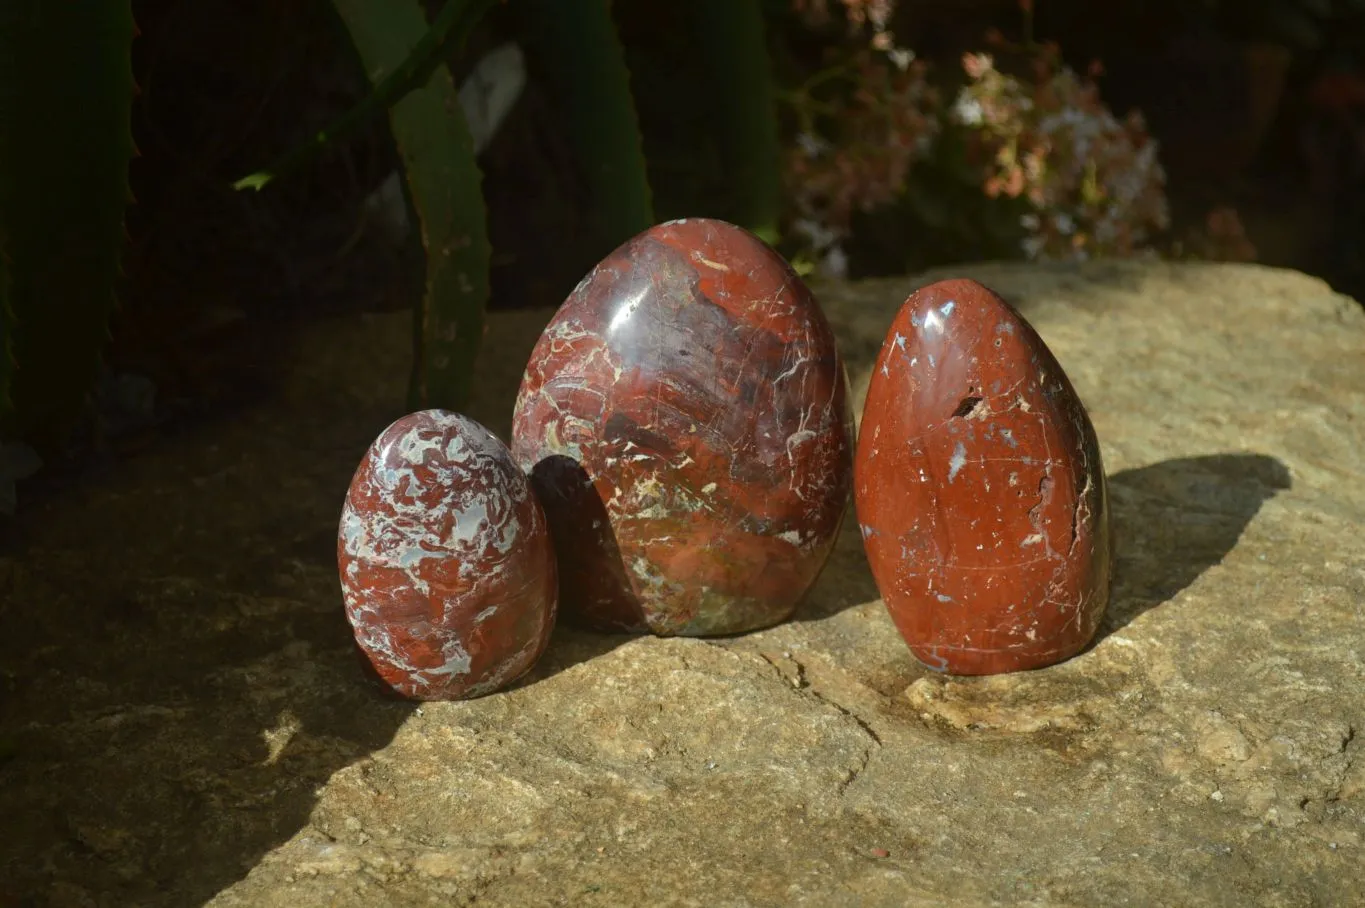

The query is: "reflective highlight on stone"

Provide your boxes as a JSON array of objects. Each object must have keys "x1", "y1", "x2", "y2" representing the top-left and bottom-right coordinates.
[
  {"x1": 511, "y1": 218, "x2": 854, "y2": 636},
  {"x1": 855, "y1": 278, "x2": 1111, "y2": 674},
  {"x1": 338, "y1": 410, "x2": 557, "y2": 699}
]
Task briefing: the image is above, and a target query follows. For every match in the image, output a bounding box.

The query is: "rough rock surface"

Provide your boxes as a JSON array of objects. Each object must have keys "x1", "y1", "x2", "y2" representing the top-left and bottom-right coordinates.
[{"x1": 2, "y1": 261, "x2": 1363, "y2": 907}]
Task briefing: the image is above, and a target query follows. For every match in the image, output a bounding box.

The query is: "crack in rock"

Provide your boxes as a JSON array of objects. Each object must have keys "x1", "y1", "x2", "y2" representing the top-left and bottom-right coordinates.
[
  {"x1": 757, "y1": 651, "x2": 883, "y2": 798},
  {"x1": 1326, "y1": 723, "x2": 1358, "y2": 803}
]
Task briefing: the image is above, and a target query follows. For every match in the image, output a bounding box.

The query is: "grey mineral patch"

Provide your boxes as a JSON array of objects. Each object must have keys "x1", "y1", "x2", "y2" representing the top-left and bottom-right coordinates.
[{"x1": 1, "y1": 263, "x2": 1362, "y2": 907}]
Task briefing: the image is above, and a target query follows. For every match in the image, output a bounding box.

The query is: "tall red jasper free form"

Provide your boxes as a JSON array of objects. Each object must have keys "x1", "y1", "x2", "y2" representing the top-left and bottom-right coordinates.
[
  {"x1": 855, "y1": 279, "x2": 1112, "y2": 674},
  {"x1": 511, "y1": 218, "x2": 853, "y2": 636}
]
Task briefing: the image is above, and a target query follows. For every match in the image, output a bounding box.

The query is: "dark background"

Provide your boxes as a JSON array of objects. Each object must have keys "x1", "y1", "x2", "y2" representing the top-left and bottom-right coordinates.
[{"x1": 46, "y1": 0, "x2": 1365, "y2": 471}]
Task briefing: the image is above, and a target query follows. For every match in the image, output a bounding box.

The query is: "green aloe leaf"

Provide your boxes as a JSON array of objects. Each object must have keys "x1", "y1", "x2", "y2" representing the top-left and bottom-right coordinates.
[
  {"x1": 685, "y1": 0, "x2": 782, "y2": 245},
  {"x1": 0, "y1": 1, "x2": 135, "y2": 452},
  {"x1": 0, "y1": 233, "x2": 13, "y2": 426},
  {"x1": 331, "y1": 0, "x2": 494, "y2": 413},
  {"x1": 518, "y1": 0, "x2": 654, "y2": 251},
  {"x1": 236, "y1": 0, "x2": 495, "y2": 192}
]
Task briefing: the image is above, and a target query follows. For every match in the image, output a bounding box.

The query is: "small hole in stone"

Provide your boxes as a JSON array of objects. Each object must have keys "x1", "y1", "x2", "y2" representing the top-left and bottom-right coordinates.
[
  {"x1": 952, "y1": 396, "x2": 984, "y2": 419},
  {"x1": 994, "y1": 338, "x2": 1003, "y2": 348}
]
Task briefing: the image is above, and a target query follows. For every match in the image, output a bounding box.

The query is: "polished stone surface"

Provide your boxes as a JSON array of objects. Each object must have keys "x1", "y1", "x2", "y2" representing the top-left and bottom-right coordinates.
[
  {"x1": 855, "y1": 278, "x2": 1111, "y2": 674},
  {"x1": 338, "y1": 409, "x2": 556, "y2": 699},
  {"x1": 511, "y1": 218, "x2": 854, "y2": 636}
]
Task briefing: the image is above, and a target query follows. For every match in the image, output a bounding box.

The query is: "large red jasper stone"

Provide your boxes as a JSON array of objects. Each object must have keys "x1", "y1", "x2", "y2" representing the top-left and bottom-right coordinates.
[
  {"x1": 338, "y1": 410, "x2": 557, "y2": 699},
  {"x1": 510, "y1": 218, "x2": 854, "y2": 636},
  {"x1": 855, "y1": 278, "x2": 1111, "y2": 675}
]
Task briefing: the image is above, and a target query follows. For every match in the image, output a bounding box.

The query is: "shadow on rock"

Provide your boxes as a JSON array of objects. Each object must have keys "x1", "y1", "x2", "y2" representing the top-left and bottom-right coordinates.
[
  {"x1": 0, "y1": 502, "x2": 417, "y2": 908},
  {"x1": 1099, "y1": 452, "x2": 1292, "y2": 638},
  {"x1": 0, "y1": 378, "x2": 435, "y2": 908},
  {"x1": 792, "y1": 502, "x2": 880, "y2": 623},
  {"x1": 791, "y1": 452, "x2": 1292, "y2": 642},
  {"x1": 511, "y1": 625, "x2": 630, "y2": 692}
]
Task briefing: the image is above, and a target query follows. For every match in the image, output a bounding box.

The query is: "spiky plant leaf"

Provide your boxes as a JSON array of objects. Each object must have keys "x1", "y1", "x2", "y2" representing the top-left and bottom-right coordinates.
[
  {"x1": 0, "y1": 2, "x2": 135, "y2": 453},
  {"x1": 331, "y1": 0, "x2": 494, "y2": 413},
  {"x1": 0, "y1": 233, "x2": 13, "y2": 425},
  {"x1": 685, "y1": 0, "x2": 782, "y2": 245},
  {"x1": 518, "y1": 0, "x2": 654, "y2": 253},
  {"x1": 236, "y1": 0, "x2": 494, "y2": 192}
]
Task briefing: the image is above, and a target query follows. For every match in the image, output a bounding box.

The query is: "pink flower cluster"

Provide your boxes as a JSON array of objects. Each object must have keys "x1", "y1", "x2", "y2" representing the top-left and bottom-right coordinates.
[
  {"x1": 792, "y1": 0, "x2": 896, "y2": 36},
  {"x1": 950, "y1": 49, "x2": 1171, "y2": 261},
  {"x1": 784, "y1": 47, "x2": 939, "y2": 275},
  {"x1": 780, "y1": 3, "x2": 1249, "y2": 272}
]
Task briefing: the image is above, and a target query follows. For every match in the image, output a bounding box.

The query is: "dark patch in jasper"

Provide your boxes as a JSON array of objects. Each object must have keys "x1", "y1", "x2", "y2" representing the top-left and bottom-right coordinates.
[
  {"x1": 854, "y1": 278, "x2": 1112, "y2": 675},
  {"x1": 603, "y1": 412, "x2": 678, "y2": 460},
  {"x1": 511, "y1": 218, "x2": 854, "y2": 636}
]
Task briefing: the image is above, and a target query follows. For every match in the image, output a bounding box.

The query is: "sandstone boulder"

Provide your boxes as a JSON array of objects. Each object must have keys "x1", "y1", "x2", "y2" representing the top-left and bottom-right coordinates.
[{"x1": 1, "y1": 261, "x2": 1361, "y2": 907}]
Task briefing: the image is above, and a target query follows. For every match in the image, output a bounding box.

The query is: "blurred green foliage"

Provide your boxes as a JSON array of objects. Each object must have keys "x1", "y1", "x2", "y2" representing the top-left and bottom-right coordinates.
[
  {"x1": 243, "y1": 0, "x2": 784, "y2": 415},
  {"x1": 0, "y1": 3, "x2": 135, "y2": 457},
  {"x1": 2, "y1": 0, "x2": 1362, "y2": 513},
  {"x1": 329, "y1": 0, "x2": 495, "y2": 414}
]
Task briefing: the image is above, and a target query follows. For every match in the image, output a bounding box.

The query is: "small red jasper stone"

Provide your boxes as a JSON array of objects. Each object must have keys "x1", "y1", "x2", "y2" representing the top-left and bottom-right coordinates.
[
  {"x1": 338, "y1": 410, "x2": 557, "y2": 699},
  {"x1": 510, "y1": 218, "x2": 854, "y2": 636},
  {"x1": 855, "y1": 278, "x2": 1111, "y2": 675}
]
